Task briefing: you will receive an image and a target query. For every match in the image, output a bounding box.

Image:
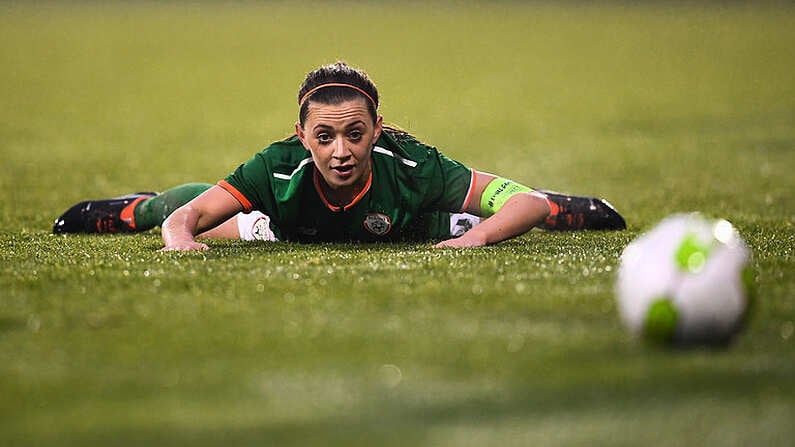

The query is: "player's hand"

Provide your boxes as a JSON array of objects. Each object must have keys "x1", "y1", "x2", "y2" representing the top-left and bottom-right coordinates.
[
  {"x1": 160, "y1": 240, "x2": 210, "y2": 251},
  {"x1": 433, "y1": 231, "x2": 488, "y2": 248}
]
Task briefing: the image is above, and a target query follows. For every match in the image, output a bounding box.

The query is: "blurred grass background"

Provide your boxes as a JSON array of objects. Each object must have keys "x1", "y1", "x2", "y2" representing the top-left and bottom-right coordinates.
[{"x1": 1, "y1": 2, "x2": 794, "y2": 446}]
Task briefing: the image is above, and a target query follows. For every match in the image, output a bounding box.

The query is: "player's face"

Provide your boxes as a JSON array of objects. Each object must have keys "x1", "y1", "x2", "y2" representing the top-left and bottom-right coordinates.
[{"x1": 296, "y1": 98, "x2": 382, "y2": 203}]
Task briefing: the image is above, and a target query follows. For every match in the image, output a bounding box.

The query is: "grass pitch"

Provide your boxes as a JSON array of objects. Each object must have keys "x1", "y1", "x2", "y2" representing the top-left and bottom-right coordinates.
[{"x1": 1, "y1": 2, "x2": 794, "y2": 446}]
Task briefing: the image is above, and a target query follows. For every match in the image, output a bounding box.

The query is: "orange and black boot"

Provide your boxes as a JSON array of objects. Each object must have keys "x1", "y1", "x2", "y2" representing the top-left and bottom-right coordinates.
[
  {"x1": 52, "y1": 192, "x2": 157, "y2": 234},
  {"x1": 538, "y1": 190, "x2": 626, "y2": 231}
]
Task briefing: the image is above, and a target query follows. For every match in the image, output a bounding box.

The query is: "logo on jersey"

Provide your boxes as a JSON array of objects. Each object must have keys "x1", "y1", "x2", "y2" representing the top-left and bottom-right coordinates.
[{"x1": 363, "y1": 213, "x2": 392, "y2": 235}]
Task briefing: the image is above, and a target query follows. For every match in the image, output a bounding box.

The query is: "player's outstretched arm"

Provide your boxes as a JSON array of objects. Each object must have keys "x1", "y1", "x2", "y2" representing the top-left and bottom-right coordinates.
[
  {"x1": 434, "y1": 172, "x2": 550, "y2": 248},
  {"x1": 161, "y1": 185, "x2": 243, "y2": 251}
]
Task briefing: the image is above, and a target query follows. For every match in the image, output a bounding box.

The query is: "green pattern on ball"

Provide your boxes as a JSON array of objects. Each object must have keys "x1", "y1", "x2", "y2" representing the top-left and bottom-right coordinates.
[
  {"x1": 644, "y1": 297, "x2": 678, "y2": 344},
  {"x1": 674, "y1": 233, "x2": 712, "y2": 273}
]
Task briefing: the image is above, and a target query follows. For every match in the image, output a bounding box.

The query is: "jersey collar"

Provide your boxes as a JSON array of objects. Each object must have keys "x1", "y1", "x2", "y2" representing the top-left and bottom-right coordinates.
[{"x1": 313, "y1": 167, "x2": 373, "y2": 212}]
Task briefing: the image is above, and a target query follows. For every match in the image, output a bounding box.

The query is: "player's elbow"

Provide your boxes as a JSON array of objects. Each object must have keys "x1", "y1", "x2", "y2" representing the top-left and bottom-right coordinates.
[
  {"x1": 529, "y1": 191, "x2": 551, "y2": 220},
  {"x1": 162, "y1": 203, "x2": 197, "y2": 232},
  {"x1": 511, "y1": 191, "x2": 550, "y2": 224},
  {"x1": 491, "y1": 192, "x2": 550, "y2": 234}
]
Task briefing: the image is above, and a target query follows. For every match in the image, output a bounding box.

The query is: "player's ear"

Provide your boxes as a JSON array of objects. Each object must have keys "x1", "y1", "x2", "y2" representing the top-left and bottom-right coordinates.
[
  {"x1": 295, "y1": 122, "x2": 309, "y2": 149},
  {"x1": 372, "y1": 115, "x2": 383, "y2": 144}
]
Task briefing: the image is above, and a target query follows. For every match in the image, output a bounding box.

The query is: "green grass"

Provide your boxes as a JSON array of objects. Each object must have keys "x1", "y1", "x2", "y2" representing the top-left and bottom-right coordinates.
[{"x1": 1, "y1": 2, "x2": 794, "y2": 445}]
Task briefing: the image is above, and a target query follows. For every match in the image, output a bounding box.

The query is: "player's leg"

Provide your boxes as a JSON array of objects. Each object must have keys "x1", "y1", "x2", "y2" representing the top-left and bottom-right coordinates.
[
  {"x1": 52, "y1": 183, "x2": 212, "y2": 234},
  {"x1": 132, "y1": 183, "x2": 213, "y2": 231},
  {"x1": 537, "y1": 189, "x2": 626, "y2": 231}
]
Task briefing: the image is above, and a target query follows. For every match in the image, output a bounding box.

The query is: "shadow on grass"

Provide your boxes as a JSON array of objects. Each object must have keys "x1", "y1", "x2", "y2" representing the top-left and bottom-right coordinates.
[{"x1": 16, "y1": 360, "x2": 792, "y2": 447}]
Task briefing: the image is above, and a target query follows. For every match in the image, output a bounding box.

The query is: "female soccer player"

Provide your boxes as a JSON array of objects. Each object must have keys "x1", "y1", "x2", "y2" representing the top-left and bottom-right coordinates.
[{"x1": 53, "y1": 62, "x2": 625, "y2": 250}]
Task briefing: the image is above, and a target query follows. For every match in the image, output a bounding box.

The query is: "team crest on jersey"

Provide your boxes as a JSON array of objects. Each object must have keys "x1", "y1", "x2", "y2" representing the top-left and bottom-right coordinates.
[{"x1": 363, "y1": 213, "x2": 392, "y2": 235}]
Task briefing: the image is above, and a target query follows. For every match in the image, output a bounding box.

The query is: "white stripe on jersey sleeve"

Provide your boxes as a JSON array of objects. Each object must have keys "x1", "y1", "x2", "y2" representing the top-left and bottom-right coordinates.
[
  {"x1": 373, "y1": 146, "x2": 418, "y2": 167},
  {"x1": 273, "y1": 157, "x2": 314, "y2": 180}
]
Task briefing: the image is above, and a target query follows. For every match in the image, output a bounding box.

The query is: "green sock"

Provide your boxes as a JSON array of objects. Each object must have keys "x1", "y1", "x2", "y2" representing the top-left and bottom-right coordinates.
[{"x1": 132, "y1": 183, "x2": 213, "y2": 230}]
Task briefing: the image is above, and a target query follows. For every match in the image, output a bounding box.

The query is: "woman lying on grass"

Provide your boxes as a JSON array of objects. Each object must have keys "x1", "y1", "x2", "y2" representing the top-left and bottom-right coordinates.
[{"x1": 53, "y1": 62, "x2": 625, "y2": 250}]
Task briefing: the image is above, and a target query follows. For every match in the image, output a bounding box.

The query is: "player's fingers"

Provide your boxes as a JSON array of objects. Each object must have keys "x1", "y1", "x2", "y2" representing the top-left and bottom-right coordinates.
[
  {"x1": 433, "y1": 239, "x2": 465, "y2": 248},
  {"x1": 434, "y1": 235, "x2": 487, "y2": 248},
  {"x1": 160, "y1": 241, "x2": 209, "y2": 252}
]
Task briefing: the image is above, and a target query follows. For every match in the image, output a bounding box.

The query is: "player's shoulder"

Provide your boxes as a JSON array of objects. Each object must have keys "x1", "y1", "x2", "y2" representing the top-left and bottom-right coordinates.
[
  {"x1": 252, "y1": 135, "x2": 313, "y2": 178},
  {"x1": 258, "y1": 135, "x2": 311, "y2": 162},
  {"x1": 261, "y1": 134, "x2": 304, "y2": 155},
  {"x1": 375, "y1": 127, "x2": 440, "y2": 167}
]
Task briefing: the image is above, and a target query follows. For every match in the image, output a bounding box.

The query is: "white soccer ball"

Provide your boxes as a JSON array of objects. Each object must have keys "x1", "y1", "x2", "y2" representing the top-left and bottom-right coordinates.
[{"x1": 616, "y1": 213, "x2": 754, "y2": 346}]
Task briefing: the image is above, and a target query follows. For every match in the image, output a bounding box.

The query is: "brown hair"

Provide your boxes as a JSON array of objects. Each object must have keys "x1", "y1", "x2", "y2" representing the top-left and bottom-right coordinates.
[{"x1": 297, "y1": 62, "x2": 379, "y2": 126}]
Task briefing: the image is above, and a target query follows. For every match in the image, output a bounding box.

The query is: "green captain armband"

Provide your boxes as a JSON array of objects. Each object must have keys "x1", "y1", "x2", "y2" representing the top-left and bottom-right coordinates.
[{"x1": 479, "y1": 177, "x2": 533, "y2": 217}]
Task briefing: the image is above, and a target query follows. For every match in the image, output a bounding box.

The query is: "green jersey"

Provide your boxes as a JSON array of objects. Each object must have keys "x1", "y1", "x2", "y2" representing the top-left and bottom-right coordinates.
[{"x1": 220, "y1": 129, "x2": 475, "y2": 242}]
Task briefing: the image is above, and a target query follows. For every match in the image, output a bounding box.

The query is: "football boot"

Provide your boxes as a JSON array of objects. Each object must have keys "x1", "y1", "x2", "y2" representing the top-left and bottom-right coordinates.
[
  {"x1": 538, "y1": 190, "x2": 626, "y2": 231},
  {"x1": 52, "y1": 192, "x2": 157, "y2": 234}
]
